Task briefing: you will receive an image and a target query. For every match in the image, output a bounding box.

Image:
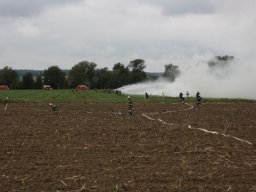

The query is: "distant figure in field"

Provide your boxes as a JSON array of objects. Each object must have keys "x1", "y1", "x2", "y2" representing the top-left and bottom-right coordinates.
[
  {"x1": 4, "y1": 97, "x2": 8, "y2": 110},
  {"x1": 145, "y1": 92, "x2": 149, "y2": 99},
  {"x1": 49, "y1": 103, "x2": 57, "y2": 112},
  {"x1": 179, "y1": 92, "x2": 185, "y2": 103},
  {"x1": 127, "y1": 96, "x2": 133, "y2": 115},
  {"x1": 162, "y1": 92, "x2": 165, "y2": 103},
  {"x1": 186, "y1": 91, "x2": 189, "y2": 98},
  {"x1": 196, "y1": 91, "x2": 203, "y2": 106}
]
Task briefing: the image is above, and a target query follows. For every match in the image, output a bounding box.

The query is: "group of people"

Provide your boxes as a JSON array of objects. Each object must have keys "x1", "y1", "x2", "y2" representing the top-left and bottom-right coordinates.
[
  {"x1": 1, "y1": 96, "x2": 58, "y2": 112},
  {"x1": 127, "y1": 91, "x2": 203, "y2": 115},
  {"x1": 1, "y1": 91, "x2": 202, "y2": 114},
  {"x1": 179, "y1": 91, "x2": 203, "y2": 106},
  {"x1": 53, "y1": 91, "x2": 202, "y2": 115}
]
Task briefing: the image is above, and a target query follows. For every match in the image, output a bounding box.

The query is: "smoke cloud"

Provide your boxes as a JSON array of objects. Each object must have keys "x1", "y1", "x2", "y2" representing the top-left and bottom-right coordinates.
[{"x1": 119, "y1": 56, "x2": 256, "y2": 99}]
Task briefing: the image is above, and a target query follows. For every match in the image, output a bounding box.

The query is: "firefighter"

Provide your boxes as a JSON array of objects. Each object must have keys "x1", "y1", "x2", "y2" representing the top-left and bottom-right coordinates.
[
  {"x1": 196, "y1": 91, "x2": 203, "y2": 106},
  {"x1": 127, "y1": 96, "x2": 133, "y2": 115},
  {"x1": 186, "y1": 91, "x2": 189, "y2": 98},
  {"x1": 179, "y1": 92, "x2": 185, "y2": 103},
  {"x1": 145, "y1": 92, "x2": 149, "y2": 99}
]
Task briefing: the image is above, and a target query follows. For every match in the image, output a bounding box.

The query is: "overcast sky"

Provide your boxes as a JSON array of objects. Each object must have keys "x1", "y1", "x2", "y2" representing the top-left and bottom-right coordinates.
[{"x1": 0, "y1": 0, "x2": 255, "y2": 72}]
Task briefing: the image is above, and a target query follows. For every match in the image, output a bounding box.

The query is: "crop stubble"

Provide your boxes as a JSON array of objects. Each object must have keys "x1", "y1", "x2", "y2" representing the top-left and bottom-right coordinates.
[{"x1": 0, "y1": 103, "x2": 256, "y2": 191}]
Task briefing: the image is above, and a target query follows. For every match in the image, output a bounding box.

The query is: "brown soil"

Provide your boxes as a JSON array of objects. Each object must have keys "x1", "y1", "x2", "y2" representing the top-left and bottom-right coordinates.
[{"x1": 0, "y1": 103, "x2": 256, "y2": 191}]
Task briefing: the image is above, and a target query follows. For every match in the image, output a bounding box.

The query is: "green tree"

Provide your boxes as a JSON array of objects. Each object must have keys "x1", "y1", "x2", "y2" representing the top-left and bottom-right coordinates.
[
  {"x1": 208, "y1": 55, "x2": 234, "y2": 68},
  {"x1": 127, "y1": 59, "x2": 147, "y2": 84},
  {"x1": 0, "y1": 66, "x2": 18, "y2": 88},
  {"x1": 113, "y1": 63, "x2": 129, "y2": 74},
  {"x1": 13, "y1": 79, "x2": 23, "y2": 89},
  {"x1": 68, "y1": 61, "x2": 97, "y2": 88},
  {"x1": 43, "y1": 66, "x2": 66, "y2": 89},
  {"x1": 163, "y1": 64, "x2": 180, "y2": 82},
  {"x1": 34, "y1": 74, "x2": 43, "y2": 89},
  {"x1": 111, "y1": 63, "x2": 129, "y2": 88},
  {"x1": 128, "y1": 59, "x2": 146, "y2": 71},
  {"x1": 93, "y1": 67, "x2": 112, "y2": 89},
  {"x1": 22, "y1": 72, "x2": 34, "y2": 89}
]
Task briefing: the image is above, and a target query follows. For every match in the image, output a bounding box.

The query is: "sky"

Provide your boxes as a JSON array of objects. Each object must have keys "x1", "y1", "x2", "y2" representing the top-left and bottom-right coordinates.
[{"x1": 0, "y1": 0, "x2": 255, "y2": 72}]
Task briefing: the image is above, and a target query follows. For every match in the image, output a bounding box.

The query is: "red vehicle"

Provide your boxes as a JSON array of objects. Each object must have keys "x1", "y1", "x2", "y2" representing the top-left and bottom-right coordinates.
[
  {"x1": 75, "y1": 85, "x2": 89, "y2": 91},
  {"x1": 0, "y1": 85, "x2": 9, "y2": 90}
]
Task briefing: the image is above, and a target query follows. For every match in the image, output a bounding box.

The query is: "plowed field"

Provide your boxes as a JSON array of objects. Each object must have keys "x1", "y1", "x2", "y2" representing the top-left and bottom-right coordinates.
[{"x1": 1, "y1": 103, "x2": 256, "y2": 191}]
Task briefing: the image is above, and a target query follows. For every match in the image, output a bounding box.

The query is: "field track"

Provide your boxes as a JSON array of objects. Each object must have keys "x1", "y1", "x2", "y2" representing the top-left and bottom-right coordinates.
[{"x1": 1, "y1": 102, "x2": 256, "y2": 191}]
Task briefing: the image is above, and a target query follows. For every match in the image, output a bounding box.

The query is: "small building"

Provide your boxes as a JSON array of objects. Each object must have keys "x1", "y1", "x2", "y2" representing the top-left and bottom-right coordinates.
[
  {"x1": 76, "y1": 85, "x2": 89, "y2": 91},
  {"x1": 0, "y1": 85, "x2": 9, "y2": 90},
  {"x1": 43, "y1": 85, "x2": 52, "y2": 90}
]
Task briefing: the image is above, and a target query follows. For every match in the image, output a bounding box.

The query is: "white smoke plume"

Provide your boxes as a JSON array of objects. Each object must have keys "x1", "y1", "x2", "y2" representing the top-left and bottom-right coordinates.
[{"x1": 118, "y1": 56, "x2": 256, "y2": 100}]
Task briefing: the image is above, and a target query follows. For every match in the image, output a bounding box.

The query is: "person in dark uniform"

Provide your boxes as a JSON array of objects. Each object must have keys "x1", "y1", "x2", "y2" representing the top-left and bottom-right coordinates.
[
  {"x1": 179, "y1": 92, "x2": 185, "y2": 103},
  {"x1": 196, "y1": 91, "x2": 203, "y2": 106},
  {"x1": 127, "y1": 96, "x2": 133, "y2": 115},
  {"x1": 186, "y1": 91, "x2": 189, "y2": 98},
  {"x1": 145, "y1": 92, "x2": 149, "y2": 99}
]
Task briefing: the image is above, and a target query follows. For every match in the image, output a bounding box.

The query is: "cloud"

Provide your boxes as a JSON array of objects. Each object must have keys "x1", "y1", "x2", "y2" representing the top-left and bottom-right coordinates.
[
  {"x1": 0, "y1": 0, "x2": 255, "y2": 74},
  {"x1": 119, "y1": 56, "x2": 256, "y2": 99},
  {"x1": 139, "y1": 0, "x2": 219, "y2": 16},
  {"x1": 0, "y1": 0, "x2": 83, "y2": 17}
]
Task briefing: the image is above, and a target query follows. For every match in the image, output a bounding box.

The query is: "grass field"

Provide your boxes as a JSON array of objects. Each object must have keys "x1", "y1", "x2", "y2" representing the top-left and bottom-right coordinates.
[
  {"x1": 0, "y1": 89, "x2": 167, "y2": 103},
  {"x1": 0, "y1": 89, "x2": 255, "y2": 103}
]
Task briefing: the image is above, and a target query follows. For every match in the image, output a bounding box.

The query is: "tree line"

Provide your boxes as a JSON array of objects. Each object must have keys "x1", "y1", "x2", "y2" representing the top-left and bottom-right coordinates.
[
  {"x1": 0, "y1": 59, "x2": 183, "y2": 89},
  {"x1": 0, "y1": 59, "x2": 146, "y2": 89}
]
